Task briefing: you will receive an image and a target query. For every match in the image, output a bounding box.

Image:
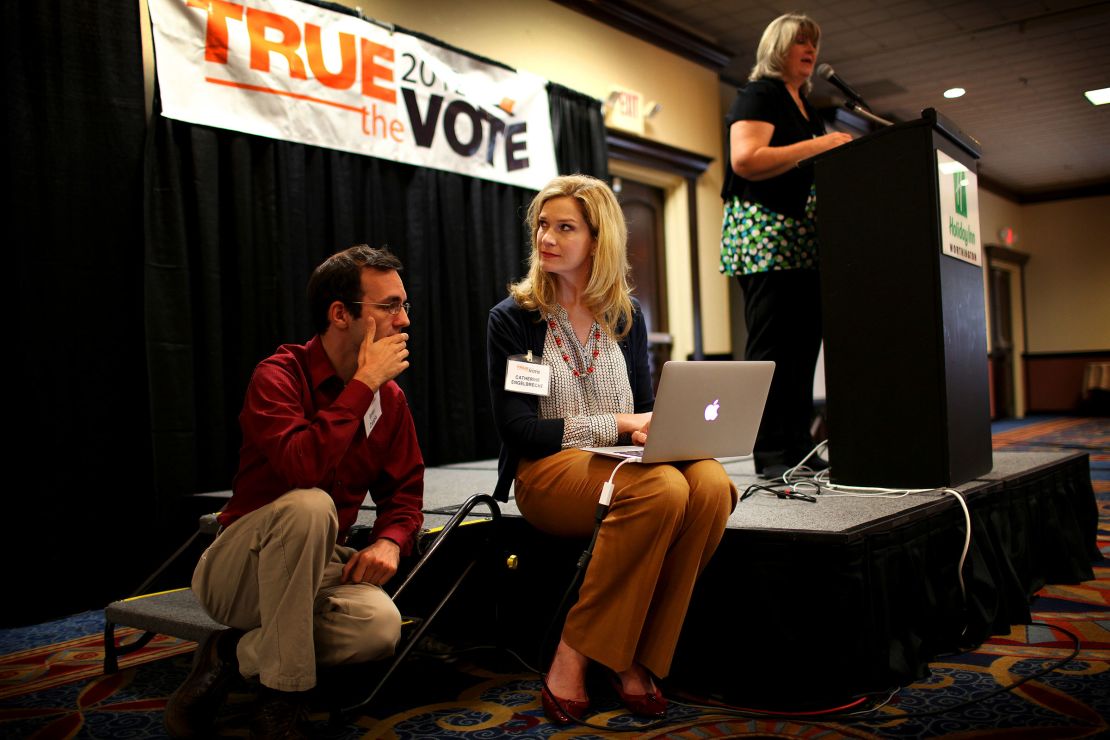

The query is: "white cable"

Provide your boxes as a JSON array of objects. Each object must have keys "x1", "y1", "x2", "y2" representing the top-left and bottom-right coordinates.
[
  {"x1": 819, "y1": 489, "x2": 921, "y2": 499},
  {"x1": 785, "y1": 441, "x2": 973, "y2": 608},
  {"x1": 784, "y1": 442, "x2": 927, "y2": 497},
  {"x1": 818, "y1": 479, "x2": 935, "y2": 495},
  {"x1": 942, "y1": 488, "x2": 972, "y2": 603},
  {"x1": 810, "y1": 466, "x2": 935, "y2": 497},
  {"x1": 788, "y1": 479, "x2": 822, "y2": 496},
  {"x1": 781, "y1": 440, "x2": 830, "y2": 486},
  {"x1": 600, "y1": 456, "x2": 636, "y2": 506}
]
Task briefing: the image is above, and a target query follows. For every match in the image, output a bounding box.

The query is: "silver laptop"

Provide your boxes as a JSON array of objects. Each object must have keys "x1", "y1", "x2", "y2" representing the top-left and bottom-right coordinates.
[{"x1": 583, "y1": 360, "x2": 775, "y2": 463}]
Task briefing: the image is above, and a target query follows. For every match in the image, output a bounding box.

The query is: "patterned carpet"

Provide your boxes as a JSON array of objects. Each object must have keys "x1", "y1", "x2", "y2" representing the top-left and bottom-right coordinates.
[{"x1": 1, "y1": 416, "x2": 1106, "y2": 738}]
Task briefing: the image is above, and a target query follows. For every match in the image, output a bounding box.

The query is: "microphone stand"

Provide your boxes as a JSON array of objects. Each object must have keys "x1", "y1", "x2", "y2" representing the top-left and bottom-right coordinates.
[{"x1": 844, "y1": 98, "x2": 894, "y2": 128}]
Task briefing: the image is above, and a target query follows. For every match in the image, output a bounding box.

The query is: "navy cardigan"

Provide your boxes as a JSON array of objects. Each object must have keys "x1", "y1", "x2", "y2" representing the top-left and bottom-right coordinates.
[{"x1": 486, "y1": 296, "x2": 654, "y2": 502}]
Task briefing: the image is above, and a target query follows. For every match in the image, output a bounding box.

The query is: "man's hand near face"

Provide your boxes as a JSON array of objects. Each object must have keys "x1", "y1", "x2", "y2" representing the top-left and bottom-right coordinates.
[{"x1": 352, "y1": 317, "x2": 409, "y2": 392}]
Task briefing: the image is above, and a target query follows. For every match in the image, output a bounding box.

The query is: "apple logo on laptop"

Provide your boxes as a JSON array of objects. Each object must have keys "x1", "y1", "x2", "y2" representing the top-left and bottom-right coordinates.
[{"x1": 704, "y1": 399, "x2": 720, "y2": 421}]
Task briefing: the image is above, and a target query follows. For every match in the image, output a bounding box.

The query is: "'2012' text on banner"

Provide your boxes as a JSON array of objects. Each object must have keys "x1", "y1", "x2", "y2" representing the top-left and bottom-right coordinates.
[{"x1": 149, "y1": 0, "x2": 558, "y2": 190}]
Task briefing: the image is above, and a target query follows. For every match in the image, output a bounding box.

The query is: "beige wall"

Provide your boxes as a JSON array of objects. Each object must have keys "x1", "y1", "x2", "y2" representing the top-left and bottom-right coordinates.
[
  {"x1": 978, "y1": 189, "x2": 1024, "y2": 245},
  {"x1": 980, "y1": 191, "x2": 1110, "y2": 353},
  {"x1": 346, "y1": 0, "x2": 732, "y2": 360},
  {"x1": 1021, "y1": 195, "x2": 1110, "y2": 352},
  {"x1": 979, "y1": 189, "x2": 1025, "y2": 356}
]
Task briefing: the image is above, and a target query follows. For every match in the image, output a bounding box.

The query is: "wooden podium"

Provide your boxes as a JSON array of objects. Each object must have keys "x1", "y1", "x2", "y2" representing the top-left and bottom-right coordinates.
[{"x1": 814, "y1": 109, "x2": 993, "y2": 488}]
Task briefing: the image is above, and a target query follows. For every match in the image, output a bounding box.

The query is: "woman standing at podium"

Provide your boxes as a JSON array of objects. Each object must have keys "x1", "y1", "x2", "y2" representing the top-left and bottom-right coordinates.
[{"x1": 720, "y1": 13, "x2": 851, "y2": 477}]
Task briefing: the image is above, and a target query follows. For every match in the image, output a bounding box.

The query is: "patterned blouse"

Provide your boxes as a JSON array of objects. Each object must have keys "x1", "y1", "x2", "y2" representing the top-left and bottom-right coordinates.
[
  {"x1": 537, "y1": 305, "x2": 634, "y2": 448},
  {"x1": 719, "y1": 185, "x2": 818, "y2": 276}
]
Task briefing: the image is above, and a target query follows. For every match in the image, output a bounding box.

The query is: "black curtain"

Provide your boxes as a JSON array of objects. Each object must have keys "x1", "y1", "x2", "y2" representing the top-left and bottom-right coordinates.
[
  {"x1": 144, "y1": 53, "x2": 609, "y2": 501},
  {"x1": 5, "y1": 1, "x2": 606, "y2": 625},
  {"x1": 7, "y1": 1, "x2": 150, "y2": 625},
  {"x1": 548, "y1": 82, "x2": 610, "y2": 178},
  {"x1": 145, "y1": 117, "x2": 534, "y2": 494}
]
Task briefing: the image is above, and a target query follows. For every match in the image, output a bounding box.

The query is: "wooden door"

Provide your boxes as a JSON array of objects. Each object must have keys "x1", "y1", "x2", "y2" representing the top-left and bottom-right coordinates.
[{"x1": 615, "y1": 177, "x2": 670, "y2": 389}]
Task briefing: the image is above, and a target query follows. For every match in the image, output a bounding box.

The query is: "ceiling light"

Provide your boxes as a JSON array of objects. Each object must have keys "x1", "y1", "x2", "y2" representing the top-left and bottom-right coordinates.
[
  {"x1": 1084, "y1": 87, "x2": 1110, "y2": 105},
  {"x1": 943, "y1": 87, "x2": 966, "y2": 99}
]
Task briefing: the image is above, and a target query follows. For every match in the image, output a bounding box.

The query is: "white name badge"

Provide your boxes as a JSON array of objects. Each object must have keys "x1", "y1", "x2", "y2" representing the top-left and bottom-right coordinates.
[
  {"x1": 363, "y1": 391, "x2": 382, "y2": 436},
  {"x1": 505, "y1": 358, "x2": 551, "y2": 396}
]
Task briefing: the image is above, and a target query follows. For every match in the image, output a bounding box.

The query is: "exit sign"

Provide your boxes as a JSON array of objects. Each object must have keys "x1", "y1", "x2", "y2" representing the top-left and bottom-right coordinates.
[{"x1": 605, "y1": 88, "x2": 644, "y2": 135}]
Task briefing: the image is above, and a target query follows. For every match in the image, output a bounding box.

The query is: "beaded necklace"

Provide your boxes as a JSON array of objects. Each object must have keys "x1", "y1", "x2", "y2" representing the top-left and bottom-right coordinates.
[{"x1": 547, "y1": 314, "x2": 601, "y2": 378}]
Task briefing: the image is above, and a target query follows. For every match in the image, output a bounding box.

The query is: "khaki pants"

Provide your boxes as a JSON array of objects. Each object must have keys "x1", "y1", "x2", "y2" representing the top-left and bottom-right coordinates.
[
  {"x1": 515, "y1": 450, "x2": 736, "y2": 678},
  {"x1": 192, "y1": 488, "x2": 401, "y2": 692}
]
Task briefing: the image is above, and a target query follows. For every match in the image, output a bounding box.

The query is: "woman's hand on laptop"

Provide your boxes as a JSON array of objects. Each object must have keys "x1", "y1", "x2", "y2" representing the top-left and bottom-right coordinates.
[
  {"x1": 631, "y1": 414, "x2": 652, "y2": 446},
  {"x1": 615, "y1": 412, "x2": 652, "y2": 438}
]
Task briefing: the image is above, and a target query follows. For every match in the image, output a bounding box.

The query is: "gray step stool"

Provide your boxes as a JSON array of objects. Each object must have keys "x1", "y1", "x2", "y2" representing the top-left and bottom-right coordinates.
[
  {"x1": 104, "y1": 587, "x2": 226, "y2": 673},
  {"x1": 103, "y1": 512, "x2": 225, "y2": 673}
]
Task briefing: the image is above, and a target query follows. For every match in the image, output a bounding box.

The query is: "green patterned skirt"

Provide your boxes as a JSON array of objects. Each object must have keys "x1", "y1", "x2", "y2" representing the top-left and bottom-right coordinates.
[{"x1": 719, "y1": 188, "x2": 818, "y2": 276}]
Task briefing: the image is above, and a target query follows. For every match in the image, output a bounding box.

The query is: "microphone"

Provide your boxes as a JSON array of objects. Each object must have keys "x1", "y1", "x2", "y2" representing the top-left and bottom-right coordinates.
[{"x1": 816, "y1": 63, "x2": 868, "y2": 109}]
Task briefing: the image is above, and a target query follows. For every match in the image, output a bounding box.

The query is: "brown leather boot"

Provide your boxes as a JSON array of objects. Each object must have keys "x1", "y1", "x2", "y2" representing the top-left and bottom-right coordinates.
[
  {"x1": 250, "y1": 687, "x2": 311, "y2": 739},
  {"x1": 163, "y1": 628, "x2": 242, "y2": 738}
]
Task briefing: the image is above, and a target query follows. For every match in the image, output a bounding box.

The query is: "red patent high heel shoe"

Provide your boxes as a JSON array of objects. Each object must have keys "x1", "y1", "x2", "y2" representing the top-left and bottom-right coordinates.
[
  {"x1": 609, "y1": 672, "x2": 668, "y2": 718},
  {"x1": 540, "y1": 683, "x2": 590, "y2": 725}
]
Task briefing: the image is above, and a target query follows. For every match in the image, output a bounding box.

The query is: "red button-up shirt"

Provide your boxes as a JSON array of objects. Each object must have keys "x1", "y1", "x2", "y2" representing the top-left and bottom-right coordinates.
[{"x1": 220, "y1": 335, "x2": 424, "y2": 553}]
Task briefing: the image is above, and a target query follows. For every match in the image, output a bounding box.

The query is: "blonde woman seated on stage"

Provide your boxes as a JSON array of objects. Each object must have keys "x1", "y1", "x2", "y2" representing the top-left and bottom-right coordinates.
[{"x1": 487, "y1": 174, "x2": 737, "y2": 724}]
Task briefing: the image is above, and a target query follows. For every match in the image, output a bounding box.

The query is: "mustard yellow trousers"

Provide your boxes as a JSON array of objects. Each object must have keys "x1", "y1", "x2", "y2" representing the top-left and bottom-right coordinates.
[{"x1": 515, "y1": 449, "x2": 736, "y2": 678}]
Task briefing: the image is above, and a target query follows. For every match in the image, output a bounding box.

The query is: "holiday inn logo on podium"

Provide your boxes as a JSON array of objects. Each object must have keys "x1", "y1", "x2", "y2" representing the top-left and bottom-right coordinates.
[
  {"x1": 953, "y1": 171, "x2": 968, "y2": 217},
  {"x1": 937, "y1": 150, "x2": 981, "y2": 267}
]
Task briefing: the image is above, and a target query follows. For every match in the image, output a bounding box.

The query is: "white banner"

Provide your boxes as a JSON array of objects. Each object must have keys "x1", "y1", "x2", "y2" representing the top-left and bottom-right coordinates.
[{"x1": 149, "y1": 0, "x2": 558, "y2": 190}]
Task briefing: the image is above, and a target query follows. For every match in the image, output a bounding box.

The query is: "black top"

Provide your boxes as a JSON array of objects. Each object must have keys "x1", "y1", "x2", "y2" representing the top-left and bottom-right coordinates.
[
  {"x1": 486, "y1": 296, "x2": 654, "y2": 502},
  {"x1": 721, "y1": 77, "x2": 826, "y2": 221}
]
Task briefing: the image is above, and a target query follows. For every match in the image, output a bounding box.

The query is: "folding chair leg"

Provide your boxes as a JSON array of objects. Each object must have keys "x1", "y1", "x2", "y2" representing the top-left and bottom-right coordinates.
[
  {"x1": 337, "y1": 558, "x2": 478, "y2": 719},
  {"x1": 103, "y1": 621, "x2": 157, "y2": 674},
  {"x1": 391, "y1": 494, "x2": 501, "y2": 603},
  {"x1": 334, "y1": 493, "x2": 501, "y2": 721}
]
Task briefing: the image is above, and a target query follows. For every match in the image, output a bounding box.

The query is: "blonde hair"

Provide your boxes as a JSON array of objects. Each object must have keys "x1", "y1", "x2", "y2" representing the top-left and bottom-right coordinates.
[
  {"x1": 509, "y1": 174, "x2": 633, "y2": 339},
  {"x1": 749, "y1": 13, "x2": 821, "y2": 95}
]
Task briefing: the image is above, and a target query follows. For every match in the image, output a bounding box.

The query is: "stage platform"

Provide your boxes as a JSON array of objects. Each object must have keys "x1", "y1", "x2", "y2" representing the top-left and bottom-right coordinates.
[{"x1": 193, "y1": 448, "x2": 1097, "y2": 705}]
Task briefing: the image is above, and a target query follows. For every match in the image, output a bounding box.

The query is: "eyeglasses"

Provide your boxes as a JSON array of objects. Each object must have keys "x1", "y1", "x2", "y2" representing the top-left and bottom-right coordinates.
[{"x1": 353, "y1": 300, "x2": 412, "y2": 316}]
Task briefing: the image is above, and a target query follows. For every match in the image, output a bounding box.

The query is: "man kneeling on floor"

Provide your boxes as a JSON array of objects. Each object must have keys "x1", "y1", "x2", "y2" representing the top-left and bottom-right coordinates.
[{"x1": 165, "y1": 245, "x2": 424, "y2": 738}]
